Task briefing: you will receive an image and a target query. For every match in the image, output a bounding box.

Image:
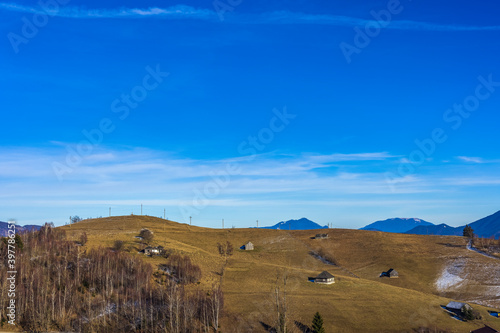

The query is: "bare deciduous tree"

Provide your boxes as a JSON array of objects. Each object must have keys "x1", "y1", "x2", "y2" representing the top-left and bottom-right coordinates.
[{"x1": 274, "y1": 271, "x2": 289, "y2": 333}]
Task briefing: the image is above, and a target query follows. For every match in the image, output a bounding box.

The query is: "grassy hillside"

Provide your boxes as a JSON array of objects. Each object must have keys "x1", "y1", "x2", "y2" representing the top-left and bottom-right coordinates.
[{"x1": 60, "y1": 215, "x2": 500, "y2": 332}]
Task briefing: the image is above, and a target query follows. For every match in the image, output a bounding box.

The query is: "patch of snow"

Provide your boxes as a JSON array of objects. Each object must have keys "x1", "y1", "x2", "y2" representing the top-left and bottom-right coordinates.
[
  {"x1": 488, "y1": 286, "x2": 500, "y2": 297},
  {"x1": 435, "y1": 269, "x2": 464, "y2": 291},
  {"x1": 435, "y1": 259, "x2": 467, "y2": 291}
]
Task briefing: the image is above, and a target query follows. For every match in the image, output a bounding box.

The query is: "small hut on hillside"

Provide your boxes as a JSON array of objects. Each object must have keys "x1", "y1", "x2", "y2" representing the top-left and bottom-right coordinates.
[
  {"x1": 143, "y1": 246, "x2": 161, "y2": 256},
  {"x1": 241, "y1": 241, "x2": 254, "y2": 251},
  {"x1": 380, "y1": 268, "x2": 399, "y2": 278},
  {"x1": 314, "y1": 233, "x2": 329, "y2": 239},
  {"x1": 312, "y1": 271, "x2": 335, "y2": 284},
  {"x1": 445, "y1": 301, "x2": 472, "y2": 317}
]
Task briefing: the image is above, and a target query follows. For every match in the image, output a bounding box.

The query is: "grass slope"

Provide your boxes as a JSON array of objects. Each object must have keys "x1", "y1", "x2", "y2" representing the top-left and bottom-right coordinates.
[{"x1": 60, "y1": 216, "x2": 500, "y2": 332}]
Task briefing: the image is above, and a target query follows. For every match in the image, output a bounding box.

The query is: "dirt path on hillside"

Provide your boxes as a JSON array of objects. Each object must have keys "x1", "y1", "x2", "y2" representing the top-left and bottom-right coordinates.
[{"x1": 467, "y1": 240, "x2": 500, "y2": 260}]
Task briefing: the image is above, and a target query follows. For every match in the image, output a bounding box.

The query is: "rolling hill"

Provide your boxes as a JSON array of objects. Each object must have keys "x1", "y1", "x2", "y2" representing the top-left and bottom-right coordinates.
[
  {"x1": 360, "y1": 217, "x2": 434, "y2": 233},
  {"x1": 57, "y1": 215, "x2": 500, "y2": 333}
]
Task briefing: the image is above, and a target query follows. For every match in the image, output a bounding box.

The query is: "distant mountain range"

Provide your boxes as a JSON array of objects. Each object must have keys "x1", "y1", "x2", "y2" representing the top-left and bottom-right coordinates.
[
  {"x1": 406, "y1": 223, "x2": 459, "y2": 236},
  {"x1": 0, "y1": 221, "x2": 42, "y2": 237},
  {"x1": 360, "y1": 218, "x2": 434, "y2": 233},
  {"x1": 359, "y1": 210, "x2": 500, "y2": 238},
  {"x1": 260, "y1": 218, "x2": 327, "y2": 230},
  {"x1": 405, "y1": 210, "x2": 500, "y2": 238}
]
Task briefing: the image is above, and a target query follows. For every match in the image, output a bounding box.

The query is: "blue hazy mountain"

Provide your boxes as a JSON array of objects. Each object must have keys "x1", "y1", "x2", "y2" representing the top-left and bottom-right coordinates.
[
  {"x1": 360, "y1": 218, "x2": 434, "y2": 233},
  {"x1": 405, "y1": 210, "x2": 500, "y2": 238},
  {"x1": 405, "y1": 223, "x2": 459, "y2": 236},
  {"x1": 0, "y1": 221, "x2": 42, "y2": 237},
  {"x1": 261, "y1": 218, "x2": 327, "y2": 230}
]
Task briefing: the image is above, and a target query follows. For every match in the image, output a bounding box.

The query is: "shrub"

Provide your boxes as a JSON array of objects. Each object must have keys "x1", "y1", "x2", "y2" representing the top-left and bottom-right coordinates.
[
  {"x1": 217, "y1": 241, "x2": 234, "y2": 256},
  {"x1": 139, "y1": 228, "x2": 154, "y2": 244},
  {"x1": 79, "y1": 232, "x2": 88, "y2": 246},
  {"x1": 113, "y1": 240, "x2": 124, "y2": 251}
]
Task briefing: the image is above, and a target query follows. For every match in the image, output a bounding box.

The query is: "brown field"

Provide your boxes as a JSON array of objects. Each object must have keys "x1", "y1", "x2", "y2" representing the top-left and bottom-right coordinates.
[{"x1": 60, "y1": 215, "x2": 500, "y2": 333}]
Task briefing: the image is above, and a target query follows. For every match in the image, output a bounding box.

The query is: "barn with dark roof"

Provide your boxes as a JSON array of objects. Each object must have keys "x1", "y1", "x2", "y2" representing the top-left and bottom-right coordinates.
[
  {"x1": 380, "y1": 268, "x2": 398, "y2": 278},
  {"x1": 312, "y1": 271, "x2": 335, "y2": 284}
]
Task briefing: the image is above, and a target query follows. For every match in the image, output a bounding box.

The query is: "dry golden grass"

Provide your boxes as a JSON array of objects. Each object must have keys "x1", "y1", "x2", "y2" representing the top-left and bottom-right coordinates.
[{"x1": 60, "y1": 215, "x2": 500, "y2": 332}]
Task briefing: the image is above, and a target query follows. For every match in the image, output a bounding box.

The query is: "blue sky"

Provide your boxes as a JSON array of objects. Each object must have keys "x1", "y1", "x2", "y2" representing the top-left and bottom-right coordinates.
[{"x1": 1, "y1": 0, "x2": 500, "y2": 228}]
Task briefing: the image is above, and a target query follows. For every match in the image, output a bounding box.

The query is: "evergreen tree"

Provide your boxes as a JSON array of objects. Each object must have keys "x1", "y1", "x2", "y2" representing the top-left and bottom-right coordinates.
[
  {"x1": 14, "y1": 234, "x2": 23, "y2": 250},
  {"x1": 312, "y1": 312, "x2": 326, "y2": 333},
  {"x1": 463, "y1": 224, "x2": 474, "y2": 239},
  {"x1": 462, "y1": 307, "x2": 474, "y2": 321}
]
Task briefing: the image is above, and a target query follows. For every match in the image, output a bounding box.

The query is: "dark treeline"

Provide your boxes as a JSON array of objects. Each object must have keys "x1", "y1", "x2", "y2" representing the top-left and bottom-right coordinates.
[{"x1": 0, "y1": 224, "x2": 222, "y2": 332}]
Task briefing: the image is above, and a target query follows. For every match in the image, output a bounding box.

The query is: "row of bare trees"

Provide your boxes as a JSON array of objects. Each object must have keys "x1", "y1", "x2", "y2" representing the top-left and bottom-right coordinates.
[
  {"x1": 163, "y1": 254, "x2": 202, "y2": 284},
  {"x1": 472, "y1": 235, "x2": 500, "y2": 257},
  {"x1": 0, "y1": 224, "x2": 223, "y2": 332}
]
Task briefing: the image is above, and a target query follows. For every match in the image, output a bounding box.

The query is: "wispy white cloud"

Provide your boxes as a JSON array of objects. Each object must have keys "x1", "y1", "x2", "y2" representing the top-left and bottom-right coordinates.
[
  {"x1": 1, "y1": 2, "x2": 500, "y2": 31},
  {"x1": 0, "y1": 3, "x2": 215, "y2": 19},
  {"x1": 2, "y1": 146, "x2": 500, "y2": 226},
  {"x1": 257, "y1": 11, "x2": 500, "y2": 31},
  {"x1": 0, "y1": 144, "x2": 491, "y2": 212},
  {"x1": 0, "y1": 146, "x2": 424, "y2": 199},
  {"x1": 457, "y1": 156, "x2": 484, "y2": 163},
  {"x1": 305, "y1": 152, "x2": 396, "y2": 163}
]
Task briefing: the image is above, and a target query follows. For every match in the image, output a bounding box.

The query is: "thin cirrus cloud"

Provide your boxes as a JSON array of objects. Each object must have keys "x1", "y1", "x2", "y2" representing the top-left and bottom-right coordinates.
[
  {"x1": 0, "y1": 3, "x2": 215, "y2": 19},
  {"x1": 1, "y1": 2, "x2": 500, "y2": 31},
  {"x1": 0, "y1": 146, "x2": 494, "y2": 198},
  {"x1": 457, "y1": 156, "x2": 484, "y2": 163}
]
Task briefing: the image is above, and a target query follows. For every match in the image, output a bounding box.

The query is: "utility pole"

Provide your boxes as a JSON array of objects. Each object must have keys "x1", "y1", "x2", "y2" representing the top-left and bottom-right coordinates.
[
  {"x1": 164, "y1": 208, "x2": 166, "y2": 219},
  {"x1": 222, "y1": 219, "x2": 224, "y2": 229},
  {"x1": 141, "y1": 204, "x2": 143, "y2": 215},
  {"x1": 69, "y1": 216, "x2": 71, "y2": 226},
  {"x1": 189, "y1": 216, "x2": 192, "y2": 225},
  {"x1": 257, "y1": 220, "x2": 259, "y2": 228},
  {"x1": 109, "y1": 207, "x2": 111, "y2": 217}
]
